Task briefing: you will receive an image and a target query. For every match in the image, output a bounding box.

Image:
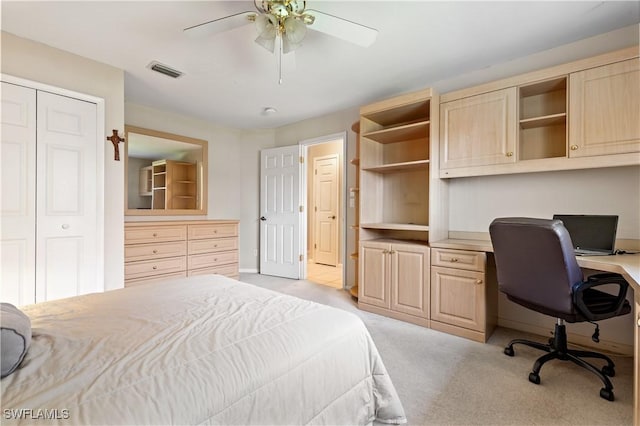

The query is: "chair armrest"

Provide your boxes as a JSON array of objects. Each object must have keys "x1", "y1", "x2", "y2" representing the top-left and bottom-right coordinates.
[{"x1": 572, "y1": 273, "x2": 629, "y2": 321}]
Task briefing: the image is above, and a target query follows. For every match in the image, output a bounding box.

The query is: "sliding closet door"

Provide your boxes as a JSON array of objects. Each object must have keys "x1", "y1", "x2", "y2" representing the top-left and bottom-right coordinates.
[
  {"x1": 1, "y1": 82, "x2": 37, "y2": 306},
  {"x1": 36, "y1": 91, "x2": 99, "y2": 302}
]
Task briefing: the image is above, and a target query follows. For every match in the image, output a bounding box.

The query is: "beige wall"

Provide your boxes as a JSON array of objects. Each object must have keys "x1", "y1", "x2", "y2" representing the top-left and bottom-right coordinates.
[{"x1": 1, "y1": 31, "x2": 125, "y2": 291}]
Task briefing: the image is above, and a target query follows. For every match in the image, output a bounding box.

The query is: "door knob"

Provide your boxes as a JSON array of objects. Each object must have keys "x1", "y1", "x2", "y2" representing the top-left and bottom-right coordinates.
[
  {"x1": 260, "y1": 216, "x2": 267, "y2": 221},
  {"x1": 61, "y1": 224, "x2": 70, "y2": 230}
]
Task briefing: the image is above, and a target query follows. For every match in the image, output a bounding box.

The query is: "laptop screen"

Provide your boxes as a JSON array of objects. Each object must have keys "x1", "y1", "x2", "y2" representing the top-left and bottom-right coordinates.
[{"x1": 552, "y1": 214, "x2": 618, "y2": 252}]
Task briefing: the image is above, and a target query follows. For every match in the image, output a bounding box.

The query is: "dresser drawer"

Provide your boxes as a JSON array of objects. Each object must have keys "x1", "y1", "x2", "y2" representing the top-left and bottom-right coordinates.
[
  {"x1": 125, "y1": 256, "x2": 187, "y2": 280},
  {"x1": 188, "y1": 237, "x2": 237, "y2": 255},
  {"x1": 125, "y1": 225, "x2": 187, "y2": 244},
  {"x1": 125, "y1": 241, "x2": 187, "y2": 262},
  {"x1": 125, "y1": 271, "x2": 187, "y2": 287},
  {"x1": 188, "y1": 263, "x2": 239, "y2": 279},
  {"x1": 188, "y1": 223, "x2": 238, "y2": 240},
  {"x1": 188, "y1": 251, "x2": 238, "y2": 270},
  {"x1": 431, "y1": 248, "x2": 486, "y2": 272}
]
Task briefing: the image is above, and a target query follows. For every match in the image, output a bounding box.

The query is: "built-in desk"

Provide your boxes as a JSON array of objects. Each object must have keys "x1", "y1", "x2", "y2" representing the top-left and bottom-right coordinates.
[{"x1": 432, "y1": 238, "x2": 640, "y2": 424}]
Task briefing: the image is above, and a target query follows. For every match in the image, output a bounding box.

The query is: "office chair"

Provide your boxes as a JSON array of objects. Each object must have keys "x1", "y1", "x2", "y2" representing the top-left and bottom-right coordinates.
[{"x1": 489, "y1": 217, "x2": 631, "y2": 401}]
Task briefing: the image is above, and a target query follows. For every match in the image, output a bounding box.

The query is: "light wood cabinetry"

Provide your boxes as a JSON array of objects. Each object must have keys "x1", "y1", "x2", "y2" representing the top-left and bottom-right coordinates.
[
  {"x1": 569, "y1": 58, "x2": 640, "y2": 157},
  {"x1": 139, "y1": 166, "x2": 153, "y2": 196},
  {"x1": 440, "y1": 88, "x2": 517, "y2": 169},
  {"x1": 636, "y1": 292, "x2": 640, "y2": 425},
  {"x1": 349, "y1": 121, "x2": 361, "y2": 298},
  {"x1": 359, "y1": 240, "x2": 430, "y2": 326},
  {"x1": 430, "y1": 248, "x2": 498, "y2": 342},
  {"x1": 124, "y1": 220, "x2": 239, "y2": 286},
  {"x1": 152, "y1": 160, "x2": 197, "y2": 210},
  {"x1": 439, "y1": 47, "x2": 639, "y2": 178}
]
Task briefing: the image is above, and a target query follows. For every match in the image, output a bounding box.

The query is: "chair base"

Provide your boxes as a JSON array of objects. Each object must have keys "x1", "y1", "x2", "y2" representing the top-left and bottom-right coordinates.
[{"x1": 504, "y1": 322, "x2": 616, "y2": 401}]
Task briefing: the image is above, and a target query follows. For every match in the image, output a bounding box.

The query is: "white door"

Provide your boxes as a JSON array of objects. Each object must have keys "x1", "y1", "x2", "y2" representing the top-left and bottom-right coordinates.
[
  {"x1": 313, "y1": 155, "x2": 339, "y2": 266},
  {"x1": 35, "y1": 91, "x2": 100, "y2": 302},
  {"x1": 1, "y1": 82, "x2": 37, "y2": 306},
  {"x1": 260, "y1": 145, "x2": 301, "y2": 279}
]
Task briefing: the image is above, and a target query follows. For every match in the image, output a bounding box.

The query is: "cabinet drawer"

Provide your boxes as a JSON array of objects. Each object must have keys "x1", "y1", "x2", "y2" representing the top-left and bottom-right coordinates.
[
  {"x1": 125, "y1": 271, "x2": 186, "y2": 287},
  {"x1": 125, "y1": 225, "x2": 187, "y2": 244},
  {"x1": 431, "y1": 248, "x2": 486, "y2": 272},
  {"x1": 188, "y1": 223, "x2": 237, "y2": 240},
  {"x1": 188, "y1": 263, "x2": 239, "y2": 279},
  {"x1": 188, "y1": 251, "x2": 238, "y2": 269},
  {"x1": 125, "y1": 241, "x2": 187, "y2": 262},
  {"x1": 188, "y1": 237, "x2": 238, "y2": 255},
  {"x1": 125, "y1": 256, "x2": 186, "y2": 280}
]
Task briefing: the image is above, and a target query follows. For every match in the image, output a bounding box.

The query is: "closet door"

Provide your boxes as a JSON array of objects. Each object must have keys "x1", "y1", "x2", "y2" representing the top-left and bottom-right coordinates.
[
  {"x1": 36, "y1": 91, "x2": 99, "y2": 302},
  {"x1": 1, "y1": 82, "x2": 37, "y2": 306}
]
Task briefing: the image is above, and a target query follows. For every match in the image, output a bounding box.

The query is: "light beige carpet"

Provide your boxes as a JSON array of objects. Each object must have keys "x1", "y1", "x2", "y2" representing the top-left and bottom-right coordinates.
[{"x1": 239, "y1": 273, "x2": 633, "y2": 425}]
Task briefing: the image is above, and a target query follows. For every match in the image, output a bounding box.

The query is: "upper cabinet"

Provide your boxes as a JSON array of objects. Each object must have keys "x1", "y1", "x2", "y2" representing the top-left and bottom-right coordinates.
[
  {"x1": 440, "y1": 88, "x2": 517, "y2": 169},
  {"x1": 439, "y1": 48, "x2": 639, "y2": 178},
  {"x1": 569, "y1": 58, "x2": 640, "y2": 157}
]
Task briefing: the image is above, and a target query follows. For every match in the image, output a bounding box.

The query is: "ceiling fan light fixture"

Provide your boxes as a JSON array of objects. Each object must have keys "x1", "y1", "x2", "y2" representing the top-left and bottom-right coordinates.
[
  {"x1": 283, "y1": 17, "x2": 307, "y2": 45},
  {"x1": 255, "y1": 34, "x2": 276, "y2": 53}
]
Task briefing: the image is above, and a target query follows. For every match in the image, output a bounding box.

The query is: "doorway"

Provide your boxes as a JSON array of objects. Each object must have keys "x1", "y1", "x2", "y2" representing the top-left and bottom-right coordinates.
[{"x1": 301, "y1": 133, "x2": 346, "y2": 289}]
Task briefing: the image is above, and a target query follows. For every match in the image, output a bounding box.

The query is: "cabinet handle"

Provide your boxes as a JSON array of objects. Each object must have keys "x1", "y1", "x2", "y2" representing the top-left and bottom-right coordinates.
[
  {"x1": 450, "y1": 258, "x2": 458, "y2": 262},
  {"x1": 637, "y1": 316, "x2": 640, "y2": 327},
  {"x1": 61, "y1": 224, "x2": 70, "y2": 230},
  {"x1": 152, "y1": 266, "x2": 158, "y2": 270},
  {"x1": 152, "y1": 249, "x2": 158, "y2": 254},
  {"x1": 570, "y1": 145, "x2": 579, "y2": 151},
  {"x1": 476, "y1": 279, "x2": 483, "y2": 285},
  {"x1": 506, "y1": 152, "x2": 513, "y2": 157}
]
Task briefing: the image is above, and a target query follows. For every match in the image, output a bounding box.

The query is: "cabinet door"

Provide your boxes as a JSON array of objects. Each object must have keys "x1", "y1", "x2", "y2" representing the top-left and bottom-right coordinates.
[
  {"x1": 390, "y1": 243, "x2": 429, "y2": 318},
  {"x1": 431, "y1": 266, "x2": 485, "y2": 331},
  {"x1": 569, "y1": 58, "x2": 640, "y2": 157},
  {"x1": 359, "y1": 241, "x2": 390, "y2": 309},
  {"x1": 440, "y1": 87, "x2": 517, "y2": 169}
]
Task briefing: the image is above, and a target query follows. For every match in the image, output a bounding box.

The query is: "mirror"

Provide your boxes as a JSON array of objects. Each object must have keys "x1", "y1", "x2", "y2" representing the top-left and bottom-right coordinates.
[{"x1": 124, "y1": 125, "x2": 208, "y2": 216}]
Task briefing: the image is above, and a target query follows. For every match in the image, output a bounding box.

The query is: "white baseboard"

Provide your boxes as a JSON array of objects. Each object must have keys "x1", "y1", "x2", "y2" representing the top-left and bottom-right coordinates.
[
  {"x1": 239, "y1": 268, "x2": 258, "y2": 274},
  {"x1": 498, "y1": 317, "x2": 633, "y2": 356}
]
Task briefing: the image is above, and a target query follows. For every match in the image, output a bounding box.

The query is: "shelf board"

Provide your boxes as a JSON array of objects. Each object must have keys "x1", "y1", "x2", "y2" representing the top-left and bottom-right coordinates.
[
  {"x1": 175, "y1": 180, "x2": 195, "y2": 184},
  {"x1": 174, "y1": 195, "x2": 195, "y2": 199},
  {"x1": 350, "y1": 158, "x2": 360, "y2": 166},
  {"x1": 362, "y1": 159, "x2": 429, "y2": 173},
  {"x1": 519, "y1": 113, "x2": 566, "y2": 129},
  {"x1": 349, "y1": 187, "x2": 359, "y2": 192},
  {"x1": 350, "y1": 225, "x2": 359, "y2": 230},
  {"x1": 362, "y1": 121, "x2": 429, "y2": 144},
  {"x1": 350, "y1": 252, "x2": 359, "y2": 260},
  {"x1": 361, "y1": 223, "x2": 429, "y2": 232},
  {"x1": 362, "y1": 100, "x2": 430, "y2": 128}
]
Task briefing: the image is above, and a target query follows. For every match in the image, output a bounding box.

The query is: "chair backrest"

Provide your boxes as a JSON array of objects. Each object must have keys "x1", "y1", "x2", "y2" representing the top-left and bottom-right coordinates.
[{"x1": 489, "y1": 217, "x2": 584, "y2": 316}]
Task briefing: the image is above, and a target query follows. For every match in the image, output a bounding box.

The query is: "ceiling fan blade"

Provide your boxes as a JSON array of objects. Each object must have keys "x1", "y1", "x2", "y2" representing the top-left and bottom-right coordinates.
[
  {"x1": 306, "y1": 9, "x2": 378, "y2": 47},
  {"x1": 184, "y1": 11, "x2": 256, "y2": 38}
]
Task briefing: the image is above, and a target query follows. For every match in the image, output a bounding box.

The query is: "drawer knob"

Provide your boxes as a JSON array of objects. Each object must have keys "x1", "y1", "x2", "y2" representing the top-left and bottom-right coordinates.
[
  {"x1": 152, "y1": 249, "x2": 158, "y2": 254},
  {"x1": 152, "y1": 266, "x2": 158, "y2": 270},
  {"x1": 214, "y1": 258, "x2": 218, "y2": 262},
  {"x1": 153, "y1": 233, "x2": 157, "y2": 237},
  {"x1": 476, "y1": 279, "x2": 483, "y2": 285},
  {"x1": 450, "y1": 258, "x2": 458, "y2": 262},
  {"x1": 214, "y1": 244, "x2": 218, "y2": 248},
  {"x1": 506, "y1": 152, "x2": 513, "y2": 157},
  {"x1": 570, "y1": 145, "x2": 579, "y2": 150}
]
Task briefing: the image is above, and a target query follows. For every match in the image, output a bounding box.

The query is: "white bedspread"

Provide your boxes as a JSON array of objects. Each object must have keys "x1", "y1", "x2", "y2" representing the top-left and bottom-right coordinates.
[{"x1": 1, "y1": 275, "x2": 406, "y2": 425}]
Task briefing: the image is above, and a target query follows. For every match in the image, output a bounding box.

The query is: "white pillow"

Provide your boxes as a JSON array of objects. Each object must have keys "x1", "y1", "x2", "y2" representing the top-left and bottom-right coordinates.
[{"x1": 1, "y1": 303, "x2": 31, "y2": 379}]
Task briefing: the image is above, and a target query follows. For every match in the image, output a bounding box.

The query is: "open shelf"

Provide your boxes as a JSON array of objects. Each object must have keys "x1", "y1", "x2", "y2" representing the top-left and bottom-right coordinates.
[
  {"x1": 361, "y1": 223, "x2": 429, "y2": 232},
  {"x1": 519, "y1": 113, "x2": 566, "y2": 129},
  {"x1": 362, "y1": 100, "x2": 430, "y2": 130},
  {"x1": 362, "y1": 121, "x2": 429, "y2": 144},
  {"x1": 362, "y1": 159, "x2": 429, "y2": 174}
]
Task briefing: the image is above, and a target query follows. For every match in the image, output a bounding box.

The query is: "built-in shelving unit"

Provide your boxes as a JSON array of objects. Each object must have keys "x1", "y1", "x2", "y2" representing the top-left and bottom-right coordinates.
[
  {"x1": 151, "y1": 159, "x2": 197, "y2": 210},
  {"x1": 518, "y1": 77, "x2": 567, "y2": 161},
  {"x1": 349, "y1": 121, "x2": 361, "y2": 298}
]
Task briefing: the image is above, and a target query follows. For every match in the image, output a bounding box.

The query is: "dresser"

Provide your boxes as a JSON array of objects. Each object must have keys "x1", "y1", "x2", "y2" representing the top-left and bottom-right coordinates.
[{"x1": 124, "y1": 220, "x2": 239, "y2": 286}]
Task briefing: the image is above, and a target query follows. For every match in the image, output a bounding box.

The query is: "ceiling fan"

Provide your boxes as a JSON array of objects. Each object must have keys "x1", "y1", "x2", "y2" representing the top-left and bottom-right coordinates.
[{"x1": 184, "y1": 0, "x2": 378, "y2": 83}]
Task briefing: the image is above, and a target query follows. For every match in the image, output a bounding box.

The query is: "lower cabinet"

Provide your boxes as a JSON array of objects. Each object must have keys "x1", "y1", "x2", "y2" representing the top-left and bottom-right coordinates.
[
  {"x1": 359, "y1": 240, "x2": 430, "y2": 327},
  {"x1": 125, "y1": 220, "x2": 239, "y2": 286},
  {"x1": 430, "y1": 248, "x2": 498, "y2": 342}
]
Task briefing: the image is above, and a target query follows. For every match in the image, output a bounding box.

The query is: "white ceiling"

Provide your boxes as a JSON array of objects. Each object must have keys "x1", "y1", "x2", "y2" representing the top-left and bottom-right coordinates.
[{"x1": 2, "y1": 1, "x2": 639, "y2": 130}]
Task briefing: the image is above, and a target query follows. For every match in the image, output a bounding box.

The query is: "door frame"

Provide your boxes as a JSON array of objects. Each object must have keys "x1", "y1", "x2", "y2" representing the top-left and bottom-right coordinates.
[
  {"x1": 1, "y1": 73, "x2": 106, "y2": 294},
  {"x1": 299, "y1": 132, "x2": 347, "y2": 286}
]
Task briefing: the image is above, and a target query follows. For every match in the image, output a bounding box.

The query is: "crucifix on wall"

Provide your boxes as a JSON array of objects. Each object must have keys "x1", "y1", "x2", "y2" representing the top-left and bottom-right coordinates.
[{"x1": 107, "y1": 129, "x2": 125, "y2": 161}]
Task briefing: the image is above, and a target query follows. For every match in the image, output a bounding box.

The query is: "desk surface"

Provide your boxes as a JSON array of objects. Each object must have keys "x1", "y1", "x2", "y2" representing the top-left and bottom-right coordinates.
[{"x1": 431, "y1": 238, "x2": 640, "y2": 289}]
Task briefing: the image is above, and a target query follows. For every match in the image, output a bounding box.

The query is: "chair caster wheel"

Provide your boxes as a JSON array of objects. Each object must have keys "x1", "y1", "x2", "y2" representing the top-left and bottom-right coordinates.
[
  {"x1": 528, "y1": 372, "x2": 540, "y2": 384},
  {"x1": 504, "y1": 347, "x2": 514, "y2": 357},
  {"x1": 599, "y1": 388, "x2": 614, "y2": 401},
  {"x1": 602, "y1": 365, "x2": 615, "y2": 377}
]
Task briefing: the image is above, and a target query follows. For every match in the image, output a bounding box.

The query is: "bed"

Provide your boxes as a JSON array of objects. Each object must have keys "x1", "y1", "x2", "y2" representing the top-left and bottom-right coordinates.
[{"x1": 1, "y1": 275, "x2": 406, "y2": 425}]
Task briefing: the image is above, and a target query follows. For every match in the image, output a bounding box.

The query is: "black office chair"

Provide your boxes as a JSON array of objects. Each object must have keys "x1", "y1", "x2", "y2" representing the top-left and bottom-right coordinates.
[{"x1": 489, "y1": 217, "x2": 631, "y2": 401}]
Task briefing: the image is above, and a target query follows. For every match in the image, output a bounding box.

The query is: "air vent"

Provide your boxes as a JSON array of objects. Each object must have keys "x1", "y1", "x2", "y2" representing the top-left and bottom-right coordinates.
[{"x1": 148, "y1": 61, "x2": 183, "y2": 79}]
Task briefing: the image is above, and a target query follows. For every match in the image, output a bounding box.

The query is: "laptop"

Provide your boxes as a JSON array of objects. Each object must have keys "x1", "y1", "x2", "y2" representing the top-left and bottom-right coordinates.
[{"x1": 552, "y1": 214, "x2": 618, "y2": 256}]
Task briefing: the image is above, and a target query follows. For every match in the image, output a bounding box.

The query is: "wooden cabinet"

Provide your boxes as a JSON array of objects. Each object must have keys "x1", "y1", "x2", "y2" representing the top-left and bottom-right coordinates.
[
  {"x1": 139, "y1": 166, "x2": 153, "y2": 196},
  {"x1": 440, "y1": 88, "x2": 517, "y2": 169},
  {"x1": 569, "y1": 58, "x2": 640, "y2": 157},
  {"x1": 124, "y1": 220, "x2": 239, "y2": 286},
  {"x1": 430, "y1": 248, "x2": 498, "y2": 342},
  {"x1": 152, "y1": 160, "x2": 197, "y2": 210},
  {"x1": 359, "y1": 240, "x2": 430, "y2": 326},
  {"x1": 439, "y1": 48, "x2": 639, "y2": 178},
  {"x1": 349, "y1": 121, "x2": 361, "y2": 298},
  {"x1": 635, "y1": 292, "x2": 640, "y2": 425}
]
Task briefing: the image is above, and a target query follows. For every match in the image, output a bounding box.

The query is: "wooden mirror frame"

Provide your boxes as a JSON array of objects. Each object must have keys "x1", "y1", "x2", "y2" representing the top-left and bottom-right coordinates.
[{"x1": 124, "y1": 125, "x2": 208, "y2": 216}]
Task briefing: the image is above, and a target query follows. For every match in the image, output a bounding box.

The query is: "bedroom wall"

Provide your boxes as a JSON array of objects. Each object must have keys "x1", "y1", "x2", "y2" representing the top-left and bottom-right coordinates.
[{"x1": 1, "y1": 31, "x2": 125, "y2": 292}]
